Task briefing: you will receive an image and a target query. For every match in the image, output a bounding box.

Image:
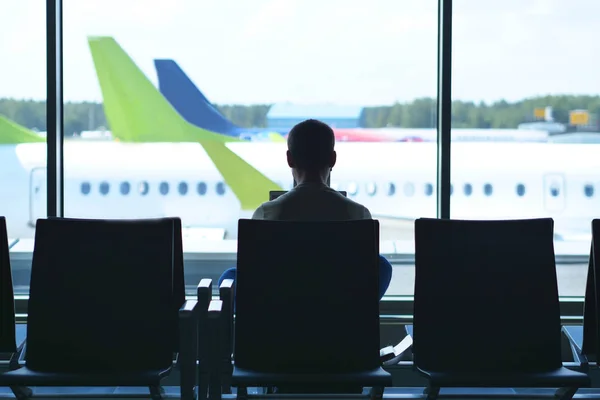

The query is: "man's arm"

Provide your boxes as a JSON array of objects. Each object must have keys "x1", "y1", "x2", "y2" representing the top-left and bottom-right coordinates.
[{"x1": 363, "y1": 206, "x2": 372, "y2": 219}]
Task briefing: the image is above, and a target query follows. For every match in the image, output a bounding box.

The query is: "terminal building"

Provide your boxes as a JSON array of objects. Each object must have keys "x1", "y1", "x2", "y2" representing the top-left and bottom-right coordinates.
[
  {"x1": 267, "y1": 103, "x2": 364, "y2": 129},
  {"x1": 2, "y1": 1, "x2": 599, "y2": 399}
]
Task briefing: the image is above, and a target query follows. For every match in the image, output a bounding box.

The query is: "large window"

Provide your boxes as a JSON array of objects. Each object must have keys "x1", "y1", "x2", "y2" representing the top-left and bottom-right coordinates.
[
  {"x1": 1, "y1": 1, "x2": 47, "y2": 295},
  {"x1": 5, "y1": 0, "x2": 593, "y2": 310},
  {"x1": 452, "y1": 0, "x2": 599, "y2": 297},
  {"x1": 62, "y1": 0, "x2": 438, "y2": 295}
]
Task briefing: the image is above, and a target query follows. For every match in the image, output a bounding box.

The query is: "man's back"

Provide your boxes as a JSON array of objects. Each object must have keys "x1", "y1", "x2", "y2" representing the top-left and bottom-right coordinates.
[{"x1": 253, "y1": 182, "x2": 371, "y2": 221}]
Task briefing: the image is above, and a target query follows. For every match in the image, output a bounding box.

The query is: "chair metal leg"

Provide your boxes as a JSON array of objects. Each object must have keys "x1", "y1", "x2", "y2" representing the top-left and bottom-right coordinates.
[
  {"x1": 209, "y1": 376, "x2": 222, "y2": 400},
  {"x1": 8, "y1": 342, "x2": 31, "y2": 400},
  {"x1": 221, "y1": 373, "x2": 232, "y2": 394},
  {"x1": 9, "y1": 340, "x2": 26, "y2": 371},
  {"x1": 237, "y1": 386, "x2": 248, "y2": 400},
  {"x1": 423, "y1": 385, "x2": 440, "y2": 400},
  {"x1": 370, "y1": 386, "x2": 384, "y2": 400},
  {"x1": 555, "y1": 387, "x2": 578, "y2": 400},
  {"x1": 209, "y1": 372, "x2": 222, "y2": 400},
  {"x1": 10, "y1": 386, "x2": 32, "y2": 400},
  {"x1": 198, "y1": 375, "x2": 209, "y2": 400},
  {"x1": 149, "y1": 385, "x2": 165, "y2": 400}
]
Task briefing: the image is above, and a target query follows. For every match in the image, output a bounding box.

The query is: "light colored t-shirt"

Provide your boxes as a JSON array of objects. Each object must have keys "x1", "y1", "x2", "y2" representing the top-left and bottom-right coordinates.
[{"x1": 252, "y1": 182, "x2": 372, "y2": 221}]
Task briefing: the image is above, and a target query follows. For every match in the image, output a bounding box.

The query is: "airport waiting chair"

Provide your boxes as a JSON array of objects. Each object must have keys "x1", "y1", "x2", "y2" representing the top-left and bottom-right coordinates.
[
  {"x1": 563, "y1": 219, "x2": 600, "y2": 367},
  {"x1": 413, "y1": 218, "x2": 590, "y2": 400},
  {"x1": 219, "y1": 272, "x2": 405, "y2": 392},
  {"x1": 230, "y1": 219, "x2": 392, "y2": 400},
  {"x1": 0, "y1": 217, "x2": 17, "y2": 355},
  {"x1": 0, "y1": 217, "x2": 32, "y2": 400},
  {"x1": 0, "y1": 218, "x2": 199, "y2": 400}
]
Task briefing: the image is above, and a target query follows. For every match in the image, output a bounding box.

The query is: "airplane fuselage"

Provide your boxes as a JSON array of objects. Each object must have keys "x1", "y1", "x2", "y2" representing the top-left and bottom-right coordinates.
[{"x1": 1, "y1": 141, "x2": 598, "y2": 240}]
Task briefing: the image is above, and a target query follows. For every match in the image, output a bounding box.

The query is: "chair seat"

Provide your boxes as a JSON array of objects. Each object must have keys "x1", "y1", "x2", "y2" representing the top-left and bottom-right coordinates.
[
  {"x1": 0, "y1": 366, "x2": 172, "y2": 386},
  {"x1": 232, "y1": 366, "x2": 392, "y2": 387},
  {"x1": 418, "y1": 366, "x2": 590, "y2": 388}
]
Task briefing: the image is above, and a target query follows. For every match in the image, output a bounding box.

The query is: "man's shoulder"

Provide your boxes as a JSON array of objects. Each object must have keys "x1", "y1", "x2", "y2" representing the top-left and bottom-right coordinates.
[
  {"x1": 316, "y1": 186, "x2": 372, "y2": 219},
  {"x1": 358, "y1": 203, "x2": 372, "y2": 218},
  {"x1": 251, "y1": 204, "x2": 266, "y2": 219},
  {"x1": 253, "y1": 196, "x2": 286, "y2": 219},
  {"x1": 342, "y1": 196, "x2": 372, "y2": 219}
]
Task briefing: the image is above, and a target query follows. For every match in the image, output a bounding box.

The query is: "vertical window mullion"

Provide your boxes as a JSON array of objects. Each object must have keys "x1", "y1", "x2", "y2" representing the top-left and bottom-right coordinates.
[
  {"x1": 46, "y1": 0, "x2": 64, "y2": 218},
  {"x1": 436, "y1": 0, "x2": 452, "y2": 219}
]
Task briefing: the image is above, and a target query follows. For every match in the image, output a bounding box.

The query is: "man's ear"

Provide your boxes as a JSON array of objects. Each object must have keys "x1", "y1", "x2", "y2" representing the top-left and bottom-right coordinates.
[
  {"x1": 330, "y1": 151, "x2": 337, "y2": 169},
  {"x1": 286, "y1": 150, "x2": 295, "y2": 168}
]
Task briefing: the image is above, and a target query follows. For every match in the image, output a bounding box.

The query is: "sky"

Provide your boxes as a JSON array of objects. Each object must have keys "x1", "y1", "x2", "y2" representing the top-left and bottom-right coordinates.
[{"x1": 1, "y1": 0, "x2": 600, "y2": 105}]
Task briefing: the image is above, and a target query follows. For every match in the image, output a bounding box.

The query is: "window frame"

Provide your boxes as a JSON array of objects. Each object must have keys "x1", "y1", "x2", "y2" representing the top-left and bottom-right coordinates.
[
  {"x1": 44, "y1": 0, "x2": 455, "y2": 222},
  {"x1": 37, "y1": 0, "x2": 585, "y2": 318}
]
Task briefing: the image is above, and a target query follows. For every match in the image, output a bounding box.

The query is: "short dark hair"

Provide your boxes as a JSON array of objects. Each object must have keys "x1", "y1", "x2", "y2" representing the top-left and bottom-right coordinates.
[{"x1": 287, "y1": 119, "x2": 335, "y2": 170}]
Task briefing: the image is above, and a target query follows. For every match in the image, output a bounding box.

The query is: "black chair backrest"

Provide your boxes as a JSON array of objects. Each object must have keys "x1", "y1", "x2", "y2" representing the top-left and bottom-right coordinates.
[
  {"x1": 47, "y1": 216, "x2": 186, "y2": 349},
  {"x1": 172, "y1": 217, "x2": 186, "y2": 352},
  {"x1": 235, "y1": 219, "x2": 381, "y2": 373},
  {"x1": 583, "y1": 219, "x2": 600, "y2": 359},
  {"x1": 414, "y1": 218, "x2": 562, "y2": 373},
  {"x1": 0, "y1": 217, "x2": 16, "y2": 353},
  {"x1": 26, "y1": 218, "x2": 177, "y2": 373}
]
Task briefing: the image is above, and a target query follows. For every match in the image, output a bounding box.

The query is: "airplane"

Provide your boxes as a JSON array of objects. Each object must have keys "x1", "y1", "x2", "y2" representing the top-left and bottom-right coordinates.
[
  {"x1": 153, "y1": 59, "x2": 399, "y2": 143},
  {"x1": 0, "y1": 117, "x2": 46, "y2": 144},
  {"x1": 358, "y1": 128, "x2": 549, "y2": 143},
  {"x1": 1, "y1": 36, "x2": 599, "y2": 246},
  {"x1": 10, "y1": 59, "x2": 542, "y2": 146},
  {"x1": 154, "y1": 59, "x2": 550, "y2": 144},
  {"x1": 154, "y1": 59, "x2": 286, "y2": 142}
]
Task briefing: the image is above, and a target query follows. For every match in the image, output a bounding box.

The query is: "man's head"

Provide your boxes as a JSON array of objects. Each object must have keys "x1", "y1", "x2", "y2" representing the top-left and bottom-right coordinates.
[{"x1": 286, "y1": 119, "x2": 336, "y2": 181}]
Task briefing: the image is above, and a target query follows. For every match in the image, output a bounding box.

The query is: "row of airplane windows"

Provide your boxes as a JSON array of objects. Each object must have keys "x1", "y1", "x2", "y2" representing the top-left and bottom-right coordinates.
[
  {"x1": 76, "y1": 181, "x2": 596, "y2": 198},
  {"x1": 80, "y1": 181, "x2": 226, "y2": 196}
]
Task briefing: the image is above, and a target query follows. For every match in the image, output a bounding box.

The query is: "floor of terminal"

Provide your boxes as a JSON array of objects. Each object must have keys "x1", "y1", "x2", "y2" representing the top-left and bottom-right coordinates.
[
  {"x1": 3, "y1": 325, "x2": 594, "y2": 398},
  {"x1": 1, "y1": 387, "x2": 600, "y2": 398}
]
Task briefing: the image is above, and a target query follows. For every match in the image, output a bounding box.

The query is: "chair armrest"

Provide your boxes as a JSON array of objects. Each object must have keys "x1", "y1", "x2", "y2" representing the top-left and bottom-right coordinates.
[
  {"x1": 196, "y1": 279, "x2": 213, "y2": 400},
  {"x1": 562, "y1": 325, "x2": 589, "y2": 371},
  {"x1": 197, "y1": 279, "x2": 213, "y2": 364},
  {"x1": 219, "y1": 279, "x2": 234, "y2": 364},
  {"x1": 219, "y1": 279, "x2": 234, "y2": 393},
  {"x1": 179, "y1": 300, "x2": 199, "y2": 400},
  {"x1": 381, "y1": 334, "x2": 413, "y2": 366},
  {"x1": 380, "y1": 346, "x2": 395, "y2": 363},
  {"x1": 180, "y1": 299, "x2": 200, "y2": 313},
  {"x1": 208, "y1": 300, "x2": 223, "y2": 400},
  {"x1": 198, "y1": 279, "x2": 213, "y2": 304}
]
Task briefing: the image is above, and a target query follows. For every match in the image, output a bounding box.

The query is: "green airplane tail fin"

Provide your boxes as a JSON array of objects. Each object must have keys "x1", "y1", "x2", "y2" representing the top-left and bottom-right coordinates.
[
  {"x1": 88, "y1": 36, "x2": 237, "y2": 143},
  {"x1": 0, "y1": 115, "x2": 45, "y2": 144},
  {"x1": 88, "y1": 36, "x2": 282, "y2": 210}
]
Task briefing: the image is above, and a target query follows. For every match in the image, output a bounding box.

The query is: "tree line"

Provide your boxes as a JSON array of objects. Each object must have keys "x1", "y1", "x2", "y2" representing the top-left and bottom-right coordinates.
[{"x1": 1, "y1": 95, "x2": 599, "y2": 136}]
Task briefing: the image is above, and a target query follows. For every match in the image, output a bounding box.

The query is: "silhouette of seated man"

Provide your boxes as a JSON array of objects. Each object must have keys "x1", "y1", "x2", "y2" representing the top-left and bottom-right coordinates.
[{"x1": 219, "y1": 118, "x2": 393, "y2": 300}]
